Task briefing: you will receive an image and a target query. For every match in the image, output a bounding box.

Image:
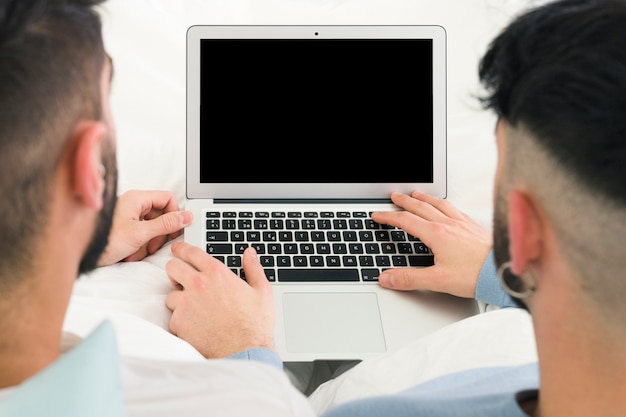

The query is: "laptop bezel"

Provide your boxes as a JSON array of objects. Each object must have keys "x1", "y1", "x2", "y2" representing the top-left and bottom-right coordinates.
[{"x1": 186, "y1": 25, "x2": 447, "y2": 200}]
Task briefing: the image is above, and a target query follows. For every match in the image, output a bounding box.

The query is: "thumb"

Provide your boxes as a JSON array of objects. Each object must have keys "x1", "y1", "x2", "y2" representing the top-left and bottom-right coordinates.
[
  {"x1": 142, "y1": 210, "x2": 193, "y2": 241},
  {"x1": 136, "y1": 211, "x2": 193, "y2": 245},
  {"x1": 242, "y1": 247, "x2": 271, "y2": 290},
  {"x1": 378, "y1": 268, "x2": 433, "y2": 291}
]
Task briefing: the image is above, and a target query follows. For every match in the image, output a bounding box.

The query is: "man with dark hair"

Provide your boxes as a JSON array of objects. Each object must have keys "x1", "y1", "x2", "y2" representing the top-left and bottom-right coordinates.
[
  {"x1": 0, "y1": 1, "x2": 315, "y2": 415},
  {"x1": 3, "y1": 0, "x2": 626, "y2": 416},
  {"x1": 168, "y1": 0, "x2": 626, "y2": 416},
  {"x1": 321, "y1": 0, "x2": 626, "y2": 414}
]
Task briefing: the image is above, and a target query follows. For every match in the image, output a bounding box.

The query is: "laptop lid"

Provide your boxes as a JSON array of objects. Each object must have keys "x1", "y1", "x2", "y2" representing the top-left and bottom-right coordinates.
[{"x1": 186, "y1": 25, "x2": 447, "y2": 201}]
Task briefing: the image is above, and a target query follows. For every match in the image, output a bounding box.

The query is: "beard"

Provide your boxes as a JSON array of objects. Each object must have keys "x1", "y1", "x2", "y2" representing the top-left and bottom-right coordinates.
[
  {"x1": 493, "y1": 183, "x2": 529, "y2": 311},
  {"x1": 78, "y1": 147, "x2": 118, "y2": 275}
]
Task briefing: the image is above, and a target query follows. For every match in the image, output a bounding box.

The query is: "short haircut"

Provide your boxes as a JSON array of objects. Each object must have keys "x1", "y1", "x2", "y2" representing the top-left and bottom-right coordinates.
[
  {"x1": 479, "y1": 0, "x2": 626, "y2": 327},
  {"x1": 0, "y1": 0, "x2": 107, "y2": 288},
  {"x1": 479, "y1": 0, "x2": 626, "y2": 206}
]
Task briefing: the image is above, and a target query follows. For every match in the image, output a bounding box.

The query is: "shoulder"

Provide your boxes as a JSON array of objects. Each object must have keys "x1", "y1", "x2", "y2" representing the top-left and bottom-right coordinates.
[
  {"x1": 120, "y1": 355, "x2": 315, "y2": 417},
  {"x1": 321, "y1": 363, "x2": 538, "y2": 417}
]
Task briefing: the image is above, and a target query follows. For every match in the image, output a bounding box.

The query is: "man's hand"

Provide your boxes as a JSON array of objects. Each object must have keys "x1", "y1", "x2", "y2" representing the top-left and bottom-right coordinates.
[
  {"x1": 165, "y1": 242, "x2": 275, "y2": 358},
  {"x1": 98, "y1": 190, "x2": 193, "y2": 266},
  {"x1": 372, "y1": 191, "x2": 492, "y2": 298}
]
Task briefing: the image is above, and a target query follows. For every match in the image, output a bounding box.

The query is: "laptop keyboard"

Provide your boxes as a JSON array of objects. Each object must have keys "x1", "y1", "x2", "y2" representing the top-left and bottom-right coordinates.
[{"x1": 204, "y1": 210, "x2": 434, "y2": 283}]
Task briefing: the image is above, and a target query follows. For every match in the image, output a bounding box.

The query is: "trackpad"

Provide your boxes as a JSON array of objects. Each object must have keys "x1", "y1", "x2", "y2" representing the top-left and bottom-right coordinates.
[{"x1": 282, "y1": 292, "x2": 386, "y2": 353}]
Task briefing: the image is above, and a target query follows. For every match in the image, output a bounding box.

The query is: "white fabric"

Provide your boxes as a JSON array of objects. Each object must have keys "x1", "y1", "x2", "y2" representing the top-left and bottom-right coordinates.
[
  {"x1": 308, "y1": 308, "x2": 537, "y2": 414},
  {"x1": 61, "y1": 1, "x2": 542, "y2": 414},
  {"x1": 100, "y1": 0, "x2": 543, "y2": 232},
  {"x1": 67, "y1": 238, "x2": 201, "y2": 360},
  {"x1": 2, "y1": 322, "x2": 315, "y2": 417},
  {"x1": 120, "y1": 354, "x2": 316, "y2": 417}
]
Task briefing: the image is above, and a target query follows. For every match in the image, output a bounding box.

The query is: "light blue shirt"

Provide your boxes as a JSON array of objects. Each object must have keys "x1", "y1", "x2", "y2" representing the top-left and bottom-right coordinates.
[
  {"x1": 318, "y1": 249, "x2": 539, "y2": 417},
  {"x1": 476, "y1": 251, "x2": 518, "y2": 308},
  {"x1": 1, "y1": 250, "x2": 534, "y2": 417},
  {"x1": 228, "y1": 347, "x2": 283, "y2": 369},
  {"x1": 320, "y1": 363, "x2": 538, "y2": 417},
  {"x1": 0, "y1": 321, "x2": 128, "y2": 417}
]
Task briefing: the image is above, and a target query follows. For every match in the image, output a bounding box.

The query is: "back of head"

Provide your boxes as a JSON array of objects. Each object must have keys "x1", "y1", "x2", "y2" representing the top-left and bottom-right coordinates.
[
  {"x1": 479, "y1": 0, "x2": 626, "y2": 328},
  {"x1": 0, "y1": 0, "x2": 106, "y2": 289}
]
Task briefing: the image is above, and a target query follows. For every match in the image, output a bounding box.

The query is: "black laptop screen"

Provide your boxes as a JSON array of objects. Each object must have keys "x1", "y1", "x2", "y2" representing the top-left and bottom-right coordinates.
[{"x1": 199, "y1": 38, "x2": 434, "y2": 183}]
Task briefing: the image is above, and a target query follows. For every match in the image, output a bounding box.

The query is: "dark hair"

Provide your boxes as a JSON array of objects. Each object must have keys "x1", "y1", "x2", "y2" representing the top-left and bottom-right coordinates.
[
  {"x1": 0, "y1": 0, "x2": 106, "y2": 286},
  {"x1": 479, "y1": 0, "x2": 626, "y2": 205}
]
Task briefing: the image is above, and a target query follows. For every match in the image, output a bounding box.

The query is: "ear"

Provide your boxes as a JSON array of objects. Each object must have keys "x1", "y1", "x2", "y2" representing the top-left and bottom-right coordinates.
[
  {"x1": 69, "y1": 120, "x2": 107, "y2": 210},
  {"x1": 508, "y1": 189, "x2": 543, "y2": 276}
]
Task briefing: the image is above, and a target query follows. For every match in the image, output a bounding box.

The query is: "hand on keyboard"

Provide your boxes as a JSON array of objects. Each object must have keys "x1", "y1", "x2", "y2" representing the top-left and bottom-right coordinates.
[
  {"x1": 372, "y1": 191, "x2": 492, "y2": 298},
  {"x1": 165, "y1": 242, "x2": 275, "y2": 358},
  {"x1": 203, "y1": 208, "x2": 435, "y2": 283}
]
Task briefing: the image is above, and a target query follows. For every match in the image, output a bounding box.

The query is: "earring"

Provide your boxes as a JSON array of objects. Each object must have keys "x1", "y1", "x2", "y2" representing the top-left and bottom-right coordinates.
[
  {"x1": 99, "y1": 163, "x2": 106, "y2": 178},
  {"x1": 497, "y1": 261, "x2": 537, "y2": 299}
]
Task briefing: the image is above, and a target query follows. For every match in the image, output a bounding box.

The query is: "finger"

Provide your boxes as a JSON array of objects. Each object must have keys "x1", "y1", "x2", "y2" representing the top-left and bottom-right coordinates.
[
  {"x1": 144, "y1": 204, "x2": 191, "y2": 240},
  {"x1": 409, "y1": 191, "x2": 469, "y2": 222},
  {"x1": 146, "y1": 235, "x2": 169, "y2": 255},
  {"x1": 165, "y1": 290, "x2": 184, "y2": 337},
  {"x1": 388, "y1": 192, "x2": 454, "y2": 223},
  {"x1": 165, "y1": 257, "x2": 193, "y2": 289},
  {"x1": 137, "y1": 190, "x2": 181, "y2": 215},
  {"x1": 378, "y1": 267, "x2": 441, "y2": 291},
  {"x1": 371, "y1": 194, "x2": 440, "y2": 233},
  {"x1": 170, "y1": 241, "x2": 224, "y2": 276},
  {"x1": 166, "y1": 244, "x2": 224, "y2": 290},
  {"x1": 371, "y1": 209, "x2": 434, "y2": 242},
  {"x1": 241, "y1": 247, "x2": 271, "y2": 291},
  {"x1": 165, "y1": 288, "x2": 183, "y2": 312},
  {"x1": 123, "y1": 245, "x2": 149, "y2": 262},
  {"x1": 140, "y1": 211, "x2": 193, "y2": 245}
]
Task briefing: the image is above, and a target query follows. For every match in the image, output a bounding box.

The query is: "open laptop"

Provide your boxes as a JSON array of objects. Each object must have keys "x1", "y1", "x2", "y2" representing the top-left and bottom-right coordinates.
[{"x1": 184, "y1": 25, "x2": 479, "y2": 362}]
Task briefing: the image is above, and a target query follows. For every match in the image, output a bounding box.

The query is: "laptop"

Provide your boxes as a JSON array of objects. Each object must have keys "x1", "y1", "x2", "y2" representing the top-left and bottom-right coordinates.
[{"x1": 184, "y1": 25, "x2": 479, "y2": 362}]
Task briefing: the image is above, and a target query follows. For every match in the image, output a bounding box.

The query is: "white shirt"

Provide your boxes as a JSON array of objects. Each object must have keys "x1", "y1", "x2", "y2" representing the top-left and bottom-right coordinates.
[{"x1": 0, "y1": 321, "x2": 315, "y2": 417}]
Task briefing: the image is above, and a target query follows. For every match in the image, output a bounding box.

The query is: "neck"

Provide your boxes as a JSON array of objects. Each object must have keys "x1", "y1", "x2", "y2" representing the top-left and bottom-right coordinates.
[
  {"x1": 0, "y1": 299, "x2": 65, "y2": 388},
  {"x1": 0, "y1": 226, "x2": 81, "y2": 389},
  {"x1": 0, "y1": 155, "x2": 104, "y2": 389},
  {"x1": 533, "y1": 302, "x2": 626, "y2": 417}
]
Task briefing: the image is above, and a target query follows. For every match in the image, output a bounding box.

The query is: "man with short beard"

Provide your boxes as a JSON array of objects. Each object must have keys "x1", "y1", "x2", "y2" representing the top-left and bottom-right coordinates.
[
  {"x1": 167, "y1": 0, "x2": 626, "y2": 416},
  {"x1": 0, "y1": 1, "x2": 315, "y2": 416}
]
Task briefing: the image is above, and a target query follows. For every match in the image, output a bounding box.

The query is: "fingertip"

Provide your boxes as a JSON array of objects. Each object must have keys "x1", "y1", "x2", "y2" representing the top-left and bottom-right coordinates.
[
  {"x1": 389, "y1": 191, "x2": 403, "y2": 202},
  {"x1": 171, "y1": 240, "x2": 183, "y2": 253},
  {"x1": 243, "y1": 247, "x2": 271, "y2": 287},
  {"x1": 390, "y1": 192, "x2": 413, "y2": 207},
  {"x1": 180, "y1": 210, "x2": 193, "y2": 226},
  {"x1": 244, "y1": 246, "x2": 259, "y2": 263},
  {"x1": 378, "y1": 271, "x2": 395, "y2": 289}
]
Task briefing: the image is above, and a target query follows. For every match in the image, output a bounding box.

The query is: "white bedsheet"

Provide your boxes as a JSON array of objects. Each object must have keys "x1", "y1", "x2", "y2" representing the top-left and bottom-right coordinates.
[
  {"x1": 102, "y1": 0, "x2": 539, "y2": 230},
  {"x1": 65, "y1": 0, "x2": 540, "y2": 410}
]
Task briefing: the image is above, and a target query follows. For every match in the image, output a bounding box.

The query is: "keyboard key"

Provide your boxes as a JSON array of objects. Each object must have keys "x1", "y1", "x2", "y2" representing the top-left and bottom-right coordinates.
[
  {"x1": 206, "y1": 243, "x2": 233, "y2": 255},
  {"x1": 361, "y1": 268, "x2": 381, "y2": 281},
  {"x1": 409, "y1": 255, "x2": 435, "y2": 267},
  {"x1": 203, "y1": 209, "x2": 434, "y2": 284},
  {"x1": 278, "y1": 268, "x2": 359, "y2": 282}
]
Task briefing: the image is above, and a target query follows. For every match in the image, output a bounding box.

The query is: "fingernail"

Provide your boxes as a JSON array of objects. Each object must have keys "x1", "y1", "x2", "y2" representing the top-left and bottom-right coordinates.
[
  {"x1": 379, "y1": 271, "x2": 394, "y2": 288},
  {"x1": 179, "y1": 211, "x2": 193, "y2": 226}
]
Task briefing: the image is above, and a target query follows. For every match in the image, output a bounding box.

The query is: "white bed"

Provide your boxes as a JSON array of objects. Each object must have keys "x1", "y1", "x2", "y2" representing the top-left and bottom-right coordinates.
[{"x1": 64, "y1": 0, "x2": 539, "y2": 413}]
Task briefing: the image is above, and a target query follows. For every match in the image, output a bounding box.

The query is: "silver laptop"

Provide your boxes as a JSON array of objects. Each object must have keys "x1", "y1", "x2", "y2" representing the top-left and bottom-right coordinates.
[{"x1": 184, "y1": 25, "x2": 478, "y2": 362}]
